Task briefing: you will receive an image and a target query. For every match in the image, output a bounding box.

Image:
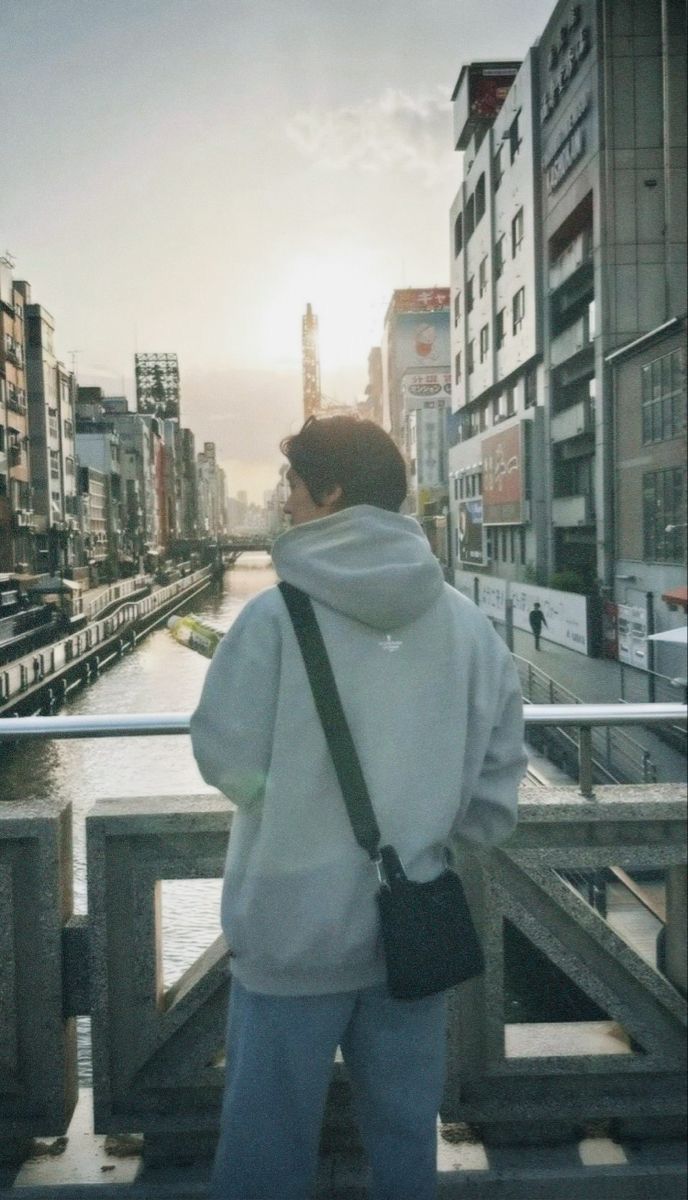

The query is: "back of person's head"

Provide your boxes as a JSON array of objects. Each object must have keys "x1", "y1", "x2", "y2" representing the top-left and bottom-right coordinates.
[{"x1": 280, "y1": 415, "x2": 407, "y2": 512}]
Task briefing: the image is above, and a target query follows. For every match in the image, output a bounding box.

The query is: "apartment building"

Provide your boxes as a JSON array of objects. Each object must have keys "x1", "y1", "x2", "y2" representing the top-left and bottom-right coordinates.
[
  {"x1": 0, "y1": 262, "x2": 32, "y2": 571},
  {"x1": 448, "y1": 54, "x2": 546, "y2": 587}
]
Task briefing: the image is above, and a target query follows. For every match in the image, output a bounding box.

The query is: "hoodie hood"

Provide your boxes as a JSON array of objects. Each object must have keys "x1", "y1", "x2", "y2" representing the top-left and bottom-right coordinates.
[{"x1": 271, "y1": 505, "x2": 445, "y2": 630}]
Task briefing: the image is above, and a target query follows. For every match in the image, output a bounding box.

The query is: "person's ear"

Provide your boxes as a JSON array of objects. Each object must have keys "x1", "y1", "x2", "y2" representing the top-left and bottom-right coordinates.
[{"x1": 322, "y1": 484, "x2": 343, "y2": 512}]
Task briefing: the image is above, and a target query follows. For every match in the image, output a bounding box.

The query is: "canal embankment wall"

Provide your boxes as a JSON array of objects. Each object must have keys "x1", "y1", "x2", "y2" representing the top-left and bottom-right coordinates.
[{"x1": 0, "y1": 567, "x2": 215, "y2": 720}]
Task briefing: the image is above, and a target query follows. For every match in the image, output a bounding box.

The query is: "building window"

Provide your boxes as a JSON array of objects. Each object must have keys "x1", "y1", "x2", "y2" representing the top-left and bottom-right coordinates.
[
  {"x1": 494, "y1": 234, "x2": 505, "y2": 278},
  {"x1": 454, "y1": 352, "x2": 462, "y2": 384},
  {"x1": 509, "y1": 111, "x2": 521, "y2": 163},
  {"x1": 454, "y1": 291, "x2": 461, "y2": 325},
  {"x1": 454, "y1": 212, "x2": 463, "y2": 257},
  {"x1": 475, "y1": 173, "x2": 486, "y2": 224},
  {"x1": 506, "y1": 385, "x2": 515, "y2": 416},
  {"x1": 525, "y1": 368, "x2": 537, "y2": 408},
  {"x1": 466, "y1": 194, "x2": 475, "y2": 241},
  {"x1": 643, "y1": 468, "x2": 686, "y2": 562},
  {"x1": 496, "y1": 308, "x2": 506, "y2": 349},
  {"x1": 466, "y1": 277, "x2": 474, "y2": 313},
  {"x1": 49, "y1": 450, "x2": 60, "y2": 480},
  {"x1": 480, "y1": 324, "x2": 489, "y2": 363},
  {"x1": 65, "y1": 456, "x2": 75, "y2": 476},
  {"x1": 467, "y1": 340, "x2": 475, "y2": 375},
  {"x1": 493, "y1": 145, "x2": 503, "y2": 191},
  {"x1": 479, "y1": 256, "x2": 488, "y2": 297},
  {"x1": 511, "y1": 207, "x2": 524, "y2": 257},
  {"x1": 641, "y1": 349, "x2": 686, "y2": 444},
  {"x1": 512, "y1": 287, "x2": 525, "y2": 334}
]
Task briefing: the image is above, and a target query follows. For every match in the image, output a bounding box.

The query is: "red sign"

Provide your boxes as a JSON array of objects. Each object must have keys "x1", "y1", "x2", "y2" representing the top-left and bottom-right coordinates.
[
  {"x1": 389, "y1": 288, "x2": 450, "y2": 315},
  {"x1": 482, "y1": 424, "x2": 523, "y2": 524}
]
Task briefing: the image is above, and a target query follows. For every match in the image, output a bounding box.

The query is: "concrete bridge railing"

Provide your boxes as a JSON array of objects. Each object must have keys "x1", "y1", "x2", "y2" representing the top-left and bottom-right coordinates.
[{"x1": 0, "y1": 710, "x2": 686, "y2": 1172}]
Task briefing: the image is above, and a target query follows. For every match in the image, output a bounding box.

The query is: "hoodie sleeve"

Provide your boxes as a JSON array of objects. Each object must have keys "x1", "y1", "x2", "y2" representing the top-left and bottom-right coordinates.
[
  {"x1": 452, "y1": 647, "x2": 527, "y2": 849},
  {"x1": 190, "y1": 597, "x2": 280, "y2": 809}
]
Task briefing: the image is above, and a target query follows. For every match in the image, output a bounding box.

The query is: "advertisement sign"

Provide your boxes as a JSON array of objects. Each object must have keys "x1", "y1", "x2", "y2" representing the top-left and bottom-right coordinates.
[
  {"x1": 458, "y1": 499, "x2": 484, "y2": 564},
  {"x1": 482, "y1": 424, "x2": 523, "y2": 525},
  {"x1": 478, "y1": 576, "x2": 507, "y2": 623},
  {"x1": 401, "y1": 371, "x2": 451, "y2": 404},
  {"x1": 393, "y1": 311, "x2": 451, "y2": 376},
  {"x1": 390, "y1": 288, "x2": 450, "y2": 315},
  {"x1": 469, "y1": 66, "x2": 519, "y2": 120},
  {"x1": 617, "y1": 604, "x2": 648, "y2": 669},
  {"x1": 510, "y1": 582, "x2": 588, "y2": 654}
]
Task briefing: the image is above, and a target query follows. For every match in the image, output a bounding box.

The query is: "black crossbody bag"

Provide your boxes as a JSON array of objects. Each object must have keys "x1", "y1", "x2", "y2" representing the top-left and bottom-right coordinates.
[{"x1": 279, "y1": 581, "x2": 485, "y2": 1001}]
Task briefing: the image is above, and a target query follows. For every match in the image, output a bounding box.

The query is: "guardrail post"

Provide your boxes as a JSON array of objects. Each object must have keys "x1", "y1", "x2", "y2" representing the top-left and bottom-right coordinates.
[{"x1": 577, "y1": 726, "x2": 594, "y2": 798}]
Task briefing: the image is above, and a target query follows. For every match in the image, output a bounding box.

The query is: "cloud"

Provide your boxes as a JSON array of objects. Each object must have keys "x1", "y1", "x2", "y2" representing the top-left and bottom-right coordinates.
[{"x1": 286, "y1": 87, "x2": 454, "y2": 187}]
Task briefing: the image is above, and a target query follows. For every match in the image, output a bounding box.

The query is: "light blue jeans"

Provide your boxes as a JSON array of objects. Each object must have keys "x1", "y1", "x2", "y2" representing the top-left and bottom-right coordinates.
[{"x1": 210, "y1": 978, "x2": 447, "y2": 1200}]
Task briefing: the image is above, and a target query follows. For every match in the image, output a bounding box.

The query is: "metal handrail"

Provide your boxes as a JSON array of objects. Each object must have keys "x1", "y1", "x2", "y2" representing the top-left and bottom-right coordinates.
[{"x1": 0, "y1": 703, "x2": 685, "y2": 742}]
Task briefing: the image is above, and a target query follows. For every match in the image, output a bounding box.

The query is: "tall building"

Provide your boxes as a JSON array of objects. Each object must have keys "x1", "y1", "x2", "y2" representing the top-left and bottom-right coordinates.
[
  {"x1": 0, "y1": 260, "x2": 32, "y2": 571},
  {"x1": 135, "y1": 353, "x2": 181, "y2": 421},
  {"x1": 196, "y1": 441, "x2": 227, "y2": 539},
  {"x1": 448, "y1": 54, "x2": 545, "y2": 586},
  {"x1": 539, "y1": 0, "x2": 687, "y2": 589},
  {"x1": 381, "y1": 288, "x2": 451, "y2": 517},
  {"x1": 302, "y1": 303, "x2": 321, "y2": 420},
  {"x1": 19, "y1": 284, "x2": 79, "y2": 575}
]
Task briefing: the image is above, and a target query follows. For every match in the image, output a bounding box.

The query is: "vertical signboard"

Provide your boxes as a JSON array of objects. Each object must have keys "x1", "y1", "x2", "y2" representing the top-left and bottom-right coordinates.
[
  {"x1": 617, "y1": 604, "x2": 648, "y2": 669},
  {"x1": 458, "y1": 498, "x2": 484, "y2": 564}
]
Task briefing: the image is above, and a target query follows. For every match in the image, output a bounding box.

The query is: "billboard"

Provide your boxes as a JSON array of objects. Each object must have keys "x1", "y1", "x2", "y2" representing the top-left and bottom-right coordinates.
[
  {"x1": 482, "y1": 424, "x2": 524, "y2": 525},
  {"x1": 458, "y1": 499, "x2": 484, "y2": 564},
  {"x1": 389, "y1": 288, "x2": 450, "y2": 315},
  {"x1": 469, "y1": 66, "x2": 519, "y2": 120},
  {"x1": 135, "y1": 353, "x2": 181, "y2": 421},
  {"x1": 393, "y1": 311, "x2": 451, "y2": 376}
]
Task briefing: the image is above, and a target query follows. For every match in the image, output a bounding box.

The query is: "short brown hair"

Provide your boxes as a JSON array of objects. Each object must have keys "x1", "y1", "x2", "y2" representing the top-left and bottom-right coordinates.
[{"x1": 280, "y1": 415, "x2": 407, "y2": 512}]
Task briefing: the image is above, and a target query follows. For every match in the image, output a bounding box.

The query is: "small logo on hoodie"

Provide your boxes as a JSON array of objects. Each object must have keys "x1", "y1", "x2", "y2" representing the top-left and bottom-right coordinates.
[{"x1": 379, "y1": 634, "x2": 402, "y2": 653}]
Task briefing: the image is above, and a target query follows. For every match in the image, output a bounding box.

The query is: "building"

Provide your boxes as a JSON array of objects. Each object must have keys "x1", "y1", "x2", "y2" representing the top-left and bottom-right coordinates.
[
  {"x1": 0, "y1": 260, "x2": 32, "y2": 572},
  {"x1": 18, "y1": 284, "x2": 79, "y2": 576},
  {"x1": 302, "y1": 303, "x2": 321, "y2": 420},
  {"x1": 607, "y1": 316, "x2": 686, "y2": 671},
  {"x1": 196, "y1": 441, "x2": 227, "y2": 539},
  {"x1": 178, "y1": 427, "x2": 198, "y2": 541},
  {"x1": 358, "y1": 347, "x2": 383, "y2": 424},
  {"x1": 448, "y1": 54, "x2": 545, "y2": 587},
  {"x1": 77, "y1": 466, "x2": 108, "y2": 570},
  {"x1": 75, "y1": 416, "x2": 122, "y2": 581},
  {"x1": 539, "y1": 0, "x2": 687, "y2": 587}
]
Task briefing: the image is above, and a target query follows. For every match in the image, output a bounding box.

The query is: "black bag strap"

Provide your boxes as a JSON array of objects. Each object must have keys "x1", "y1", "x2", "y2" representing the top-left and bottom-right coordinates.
[{"x1": 278, "y1": 581, "x2": 381, "y2": 859}]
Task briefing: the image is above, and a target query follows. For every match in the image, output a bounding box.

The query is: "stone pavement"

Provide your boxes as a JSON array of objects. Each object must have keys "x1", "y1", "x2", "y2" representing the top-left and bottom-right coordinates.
[{"x1": 1, "y1": 1089, "x2": 685, "y2": 1199}]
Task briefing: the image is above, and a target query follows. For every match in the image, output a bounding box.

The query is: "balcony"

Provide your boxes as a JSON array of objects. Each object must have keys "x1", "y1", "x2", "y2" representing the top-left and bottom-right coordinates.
[
  {"x1": 552, "y1": 493, "x2": 594, "y2": 526},
  {"x1": 550, "y1": 315, "x2": 593, "y2": 369},
  {"x1": 549, "y1": 230, "x2": 593, "y2": 293},
  {"x1": 0, "y1": 707, "x2": 685, "y2": 1197},
  {"x1": 551, "y1": 399, "x2": 594, "y2": 443}
]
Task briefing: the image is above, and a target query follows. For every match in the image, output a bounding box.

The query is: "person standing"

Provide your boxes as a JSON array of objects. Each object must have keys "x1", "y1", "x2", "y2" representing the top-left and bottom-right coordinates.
[
  {"x1": 191, "y1": 415, "x2": 526, "y2": 1200},
  {"x1": 528, "y1": 601, "x2": 548, "y2": 650}
]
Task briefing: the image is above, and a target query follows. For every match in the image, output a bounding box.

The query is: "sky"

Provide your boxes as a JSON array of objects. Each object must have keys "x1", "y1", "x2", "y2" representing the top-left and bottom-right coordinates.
[{"x1": 2, "y1": 0, "x2": 553, "y2": 501}]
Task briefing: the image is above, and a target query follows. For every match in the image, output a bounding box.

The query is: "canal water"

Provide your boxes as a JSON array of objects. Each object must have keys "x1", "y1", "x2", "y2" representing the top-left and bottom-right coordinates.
[{"x1": 1, "y1": 553, "x2": 275, "y2": 1081}]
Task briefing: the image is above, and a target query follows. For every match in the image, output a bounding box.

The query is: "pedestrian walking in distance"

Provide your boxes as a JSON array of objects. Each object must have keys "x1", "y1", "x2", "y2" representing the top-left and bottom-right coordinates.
[
  {"x1": 191, "y1": 414, "x2": 526, "y2": 1200},
  {"x1": 528, "y1": 601, "x2": 548, "y2": 650}
]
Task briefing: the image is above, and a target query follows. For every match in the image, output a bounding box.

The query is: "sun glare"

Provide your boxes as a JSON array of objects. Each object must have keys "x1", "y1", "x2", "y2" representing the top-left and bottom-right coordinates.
[{"x1": 261, "y1": 250, "x2": 389, "y2": 378}]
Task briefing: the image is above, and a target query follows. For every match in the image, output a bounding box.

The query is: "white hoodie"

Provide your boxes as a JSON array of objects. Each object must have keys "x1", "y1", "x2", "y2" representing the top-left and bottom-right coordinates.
[{"x1": 190, "y1": 506, "x2": 526, "y2": 995}]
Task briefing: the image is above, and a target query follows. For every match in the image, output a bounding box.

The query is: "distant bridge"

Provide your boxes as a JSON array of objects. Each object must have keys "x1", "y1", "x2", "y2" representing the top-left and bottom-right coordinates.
[{"x1": 217, "y1": 535, "x2": 273, "y2": 564}]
